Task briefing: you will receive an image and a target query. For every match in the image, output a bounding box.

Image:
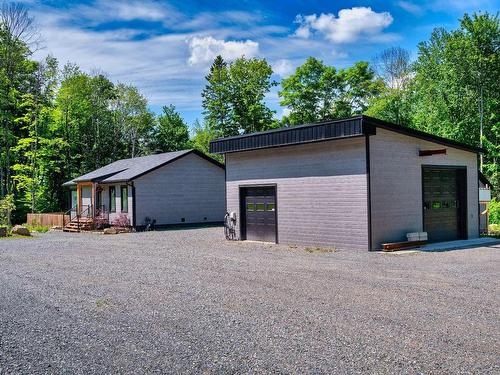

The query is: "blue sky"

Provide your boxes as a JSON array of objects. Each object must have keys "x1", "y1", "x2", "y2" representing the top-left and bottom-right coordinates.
[{"x1": 27, "y1": 0, "x2": 498, "y2": 126}]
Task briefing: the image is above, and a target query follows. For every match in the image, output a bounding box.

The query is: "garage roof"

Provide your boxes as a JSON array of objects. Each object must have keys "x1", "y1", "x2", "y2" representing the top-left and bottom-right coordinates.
[
  {"x1": 63, "y1": 149, "x2": 224, "y2": 186},
  {"x1": 209, "y1": 115, "x2": 485, "y2": 154}
]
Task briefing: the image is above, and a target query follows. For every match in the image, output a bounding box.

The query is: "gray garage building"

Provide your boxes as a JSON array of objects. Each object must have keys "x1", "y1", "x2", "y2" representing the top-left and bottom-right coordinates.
[{"x1": 210, "y1": 115, "x2": 483, "y2": 251}]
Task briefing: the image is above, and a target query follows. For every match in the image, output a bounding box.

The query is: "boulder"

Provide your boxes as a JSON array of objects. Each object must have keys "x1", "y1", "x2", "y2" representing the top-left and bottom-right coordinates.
[
  {"x1": 0, "y1": 227, "x2": 7, "y2": 237},
  {"x1": 12, "y1": 225, "x2": 31, "y2": 236},
  {"x1": 103, "y1": 227, "x2": 117, "y2": 235}
]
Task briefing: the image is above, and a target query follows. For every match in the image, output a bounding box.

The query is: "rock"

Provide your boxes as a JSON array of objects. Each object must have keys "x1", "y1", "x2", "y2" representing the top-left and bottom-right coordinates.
[
  {"x1": 11, "y1": 225, "x2": 31, "y2": 236},
  {"x1": 0, "y1": 227, "x2": 7, "y2": 237},
  {"x1": 103, "y1": 227, "x2": 117, "y2": 235}
]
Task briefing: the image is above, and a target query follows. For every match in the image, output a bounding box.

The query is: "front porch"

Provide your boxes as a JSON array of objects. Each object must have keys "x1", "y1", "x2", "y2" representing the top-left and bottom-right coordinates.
[{"x1": 64, "y1": 182, "x2": 133, "y2": 232}]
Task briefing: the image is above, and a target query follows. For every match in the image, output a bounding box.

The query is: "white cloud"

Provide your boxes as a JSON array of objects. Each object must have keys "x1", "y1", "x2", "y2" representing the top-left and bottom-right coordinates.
[
  {"x1": 272, "y1": 59, "x2": 294, "y2": 77},
  {"x1": 77, "y1": 0, "x2": 182, "y2": 24},
  {"x1": 187, "y1": 36, "x2": 259, "y2": 66},
  {"x1": 295, "y1": 7, "x2": 393, "y2": 44},
  {"x1": 397, "y1": 1, "x2": 424, "y2": 15}
]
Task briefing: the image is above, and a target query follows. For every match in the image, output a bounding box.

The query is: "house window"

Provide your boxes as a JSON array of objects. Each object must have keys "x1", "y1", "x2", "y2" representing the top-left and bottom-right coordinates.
[
  {"x1": 109, "y1": 186, "x2": 116, "y2": 212},
  {"x1": 121, "y1": 186, "x2": 128, "y2": 213}
]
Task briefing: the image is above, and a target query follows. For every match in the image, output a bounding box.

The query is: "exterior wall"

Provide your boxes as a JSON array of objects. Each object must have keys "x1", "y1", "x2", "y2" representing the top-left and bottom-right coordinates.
[
  {"x1": 98, "y1": 184, "x2": 133, "y2": 225},
  {"x1": 133, "y1": 153, "x2": 225, "y2": 226},
  {"x1": 226, "y1": 138, "x2": 369, "y2": 250},
  {"x1": 369, "y1": 128, "x2": 479, "y2": 249}
]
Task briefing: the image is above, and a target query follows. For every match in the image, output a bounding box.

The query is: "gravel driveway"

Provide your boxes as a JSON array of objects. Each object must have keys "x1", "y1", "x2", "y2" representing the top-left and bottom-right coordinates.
[{"x1": 0, "y1": 228, "x2": 499, "y2": 374}]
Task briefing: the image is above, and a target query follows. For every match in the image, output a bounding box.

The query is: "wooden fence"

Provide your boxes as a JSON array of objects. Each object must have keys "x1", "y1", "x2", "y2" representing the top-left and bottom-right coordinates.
[{"x1": 27, "y1": 213, "x2": 69, "y2": 228}]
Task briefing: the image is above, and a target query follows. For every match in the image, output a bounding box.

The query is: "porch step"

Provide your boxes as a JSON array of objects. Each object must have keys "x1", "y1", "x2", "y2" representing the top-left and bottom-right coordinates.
[{"x1": 63, "y1": 218, "x2": 94, "y2": 232}]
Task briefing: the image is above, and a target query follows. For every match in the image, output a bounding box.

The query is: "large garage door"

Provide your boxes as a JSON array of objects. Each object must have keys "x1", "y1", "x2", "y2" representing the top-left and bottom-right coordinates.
[
  {"x1": 423, "y1": 167, "x2": 466, "y2": 242},
  {"x1": 241, "y1": 186, "x2": 276, "y2": 243}
]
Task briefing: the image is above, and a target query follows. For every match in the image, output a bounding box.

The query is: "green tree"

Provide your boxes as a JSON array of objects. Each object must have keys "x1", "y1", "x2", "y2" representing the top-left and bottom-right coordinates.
[
  {"x1": 191, "y1": 119, "x2": 222, "y2": 162},
  {"x1": 201, "y1": 56, "x2": 234, "y2": 137},
  {"x1": 279, "y1": 58, "x2": 382, "y2": 125},
  {"x1": 279, "y1": 57, "x2": 339, "y2": 125},
  {"x1": 151, "y1": 105, "x2": 190, "y2": 153},
  {"x1": 202, "y1": 56, "x2": 277, "y2": 136},
  {"x1": 365, "y1": 47, "x2": 414, "y2": 125},
  {"x1": 113, "y1": 83, "x2": 154, "y2": 158},
  {"x1": 228, "y1": 57, "x2": 277, "y2": 134},
  {"x1": 412, "y1": 12, "x2": 499, "y2": 195}
]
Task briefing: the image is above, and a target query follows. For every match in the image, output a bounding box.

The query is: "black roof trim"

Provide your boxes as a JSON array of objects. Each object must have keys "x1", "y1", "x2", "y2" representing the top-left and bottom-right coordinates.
[
  {"x1": 209, "y1": 115, "x2": 484, "y2": 154},
  {"x1": 210, "y1": 116, "x2": 369, "y2": 154},
  {"x1": 479, "y1": 170, "x2": 492, "y2": 187}
]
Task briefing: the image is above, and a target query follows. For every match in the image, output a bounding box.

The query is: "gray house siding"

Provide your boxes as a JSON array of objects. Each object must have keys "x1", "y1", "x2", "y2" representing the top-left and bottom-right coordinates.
[
  {"x1": 133, "y1": 152, "x2": 225, "y2": 226},
  {"x1": 98, "y1": 184, "x2": 134, "y2": 225},
  {"x1": 226, "y1": 138, "x2": 369, "y2": 250},
  {"x1": 369, "y1": 128, "x2": 479, "y2": 250}
]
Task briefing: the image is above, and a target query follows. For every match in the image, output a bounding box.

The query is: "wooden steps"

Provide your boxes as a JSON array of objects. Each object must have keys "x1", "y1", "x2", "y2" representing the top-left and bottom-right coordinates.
[
  {"x1": 63, "y1": 217, "x2": 94, "y2": 232},
  {"x1": 382, "y1": 240, "x2": 427, "y2": 252}
]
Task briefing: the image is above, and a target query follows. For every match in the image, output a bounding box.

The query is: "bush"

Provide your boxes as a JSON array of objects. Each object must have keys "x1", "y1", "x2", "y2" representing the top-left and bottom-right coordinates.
[
  {"x1": 489, "y1": 198, "x2": 500, "y2": 225},
  {"x1": 112, "y1": 213, "x2": 130, "y2": 228},
  {"x1": 26, "y1": 224, "x2": 50, "y2": 233}
]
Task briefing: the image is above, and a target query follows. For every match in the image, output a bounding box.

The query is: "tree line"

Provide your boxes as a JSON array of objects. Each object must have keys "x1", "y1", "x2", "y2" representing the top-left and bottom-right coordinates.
[{"x1": 0, "y1": 2, "x2": 498, "y2": 224}]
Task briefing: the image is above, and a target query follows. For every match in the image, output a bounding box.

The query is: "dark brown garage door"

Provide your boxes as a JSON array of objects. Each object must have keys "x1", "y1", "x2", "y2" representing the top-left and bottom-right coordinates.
[
  {"x1": 241, "y1": 186, "x2": 277, "y2": 243},
  {"x1": 423, "y1": 167, "x2": 467, "y2": 242}
]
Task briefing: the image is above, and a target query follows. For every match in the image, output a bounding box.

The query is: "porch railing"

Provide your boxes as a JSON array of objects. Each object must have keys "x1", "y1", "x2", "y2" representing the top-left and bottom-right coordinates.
[{"x1": 62, "y1": 204, "x2": 93, "y2": 232}]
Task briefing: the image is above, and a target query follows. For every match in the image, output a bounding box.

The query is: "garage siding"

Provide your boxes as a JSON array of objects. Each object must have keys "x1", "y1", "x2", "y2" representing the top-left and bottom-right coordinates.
[
  {"x1": 133, "y1": 153, "x2": 225, "y2": 226},
  {"x1": 369, "y1": 128, "x2": 479, "y2": 249},
  {"x1": 226, "y1": 138, "x2": 369, "y2": 250}
]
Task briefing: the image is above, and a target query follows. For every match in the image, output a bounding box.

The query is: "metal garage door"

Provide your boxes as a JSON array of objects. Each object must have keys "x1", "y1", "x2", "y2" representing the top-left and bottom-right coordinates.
[
  {"x1": 423, "y1": 167, "x2": 466, "y2": 242},
  {"x1": 241, "y1": 186, "x2": 277, "y2": 243}
]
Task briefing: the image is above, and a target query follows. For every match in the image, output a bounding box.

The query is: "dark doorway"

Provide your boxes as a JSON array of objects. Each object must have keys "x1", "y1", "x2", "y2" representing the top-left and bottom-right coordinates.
[
  {"x1": 240, "y1": 186, "x2": 277, "y2": 243},
  {"x1": 422, "y1": 166, "x2": 467, "y2": 242}
]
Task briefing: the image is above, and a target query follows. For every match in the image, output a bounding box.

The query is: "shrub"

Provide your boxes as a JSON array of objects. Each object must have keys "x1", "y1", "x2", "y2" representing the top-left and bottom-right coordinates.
[
  {"x1": 93, "y1": 215, "x2": 109, "y2": 230},
  {"x1": 26, "y1": 224, "x2": 49, "y2": 233},
  {"x1": 0, "y1": 195, "x2": 14, "y2": 226},
  {"x1": 112, "y1": 213, "x2": 130, "y2": 228},
  {"x1": 489, "y1": 198, "x2": 500, "y2": 225}
]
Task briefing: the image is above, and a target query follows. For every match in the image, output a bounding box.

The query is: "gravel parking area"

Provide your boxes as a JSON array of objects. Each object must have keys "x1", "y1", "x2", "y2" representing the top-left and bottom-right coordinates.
[{"x1": 0, "y1": 228, "x2": 499, "y2": 374}]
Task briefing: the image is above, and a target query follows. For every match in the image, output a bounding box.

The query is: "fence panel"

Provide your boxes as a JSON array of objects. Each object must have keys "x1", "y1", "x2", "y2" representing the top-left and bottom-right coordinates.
[{"x1": 26, "y1": 213, "x2": 69, "y2": 227}]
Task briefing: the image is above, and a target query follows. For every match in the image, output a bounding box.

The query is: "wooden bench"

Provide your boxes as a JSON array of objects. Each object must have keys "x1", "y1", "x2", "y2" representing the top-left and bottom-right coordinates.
[{"x1": 382, "y1": 240, "x2": 427, "y2": 252}]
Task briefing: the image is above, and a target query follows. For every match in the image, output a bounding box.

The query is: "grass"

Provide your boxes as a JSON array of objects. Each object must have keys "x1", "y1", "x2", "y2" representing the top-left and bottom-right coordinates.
[{"x1": 25, "y1": 224, "x2": 50, "y2": 233}]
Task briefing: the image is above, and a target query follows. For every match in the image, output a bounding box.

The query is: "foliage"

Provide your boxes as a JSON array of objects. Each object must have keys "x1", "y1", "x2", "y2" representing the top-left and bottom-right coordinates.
[
  {"x1": 489, "y1": 198, "x2": 500, "y2": 224},
  {"x1": 112, "y1": 213, "x2": 131, "y2": 228},
  {"x1": 411, "y1": 12, "x2": 499, "y2": 196},
  {"x1": 0, "y1": 195, "x2": 15, "y2": 226},
  {"x1": 202, "y1": 55, "x2": 277, "y2": 136},
  {"x1": 25, "y1": 223, "x2": 49, "y2": 233},
  {"x1": 190, "y1": 119, "x2": 222, "y2": 162},
  {"x1": 201, "y1": 56, "x2": 234, "y2": 137},
  {"x1": 150, "y1": 105, "x2": 190, "y2": 153},
  {"x1": 279, "y1": 57, "x2": 383, "y2": 125}
]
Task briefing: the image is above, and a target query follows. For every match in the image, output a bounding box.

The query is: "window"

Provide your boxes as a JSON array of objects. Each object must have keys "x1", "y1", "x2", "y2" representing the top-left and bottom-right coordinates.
[
  {"x1": 432, "y1": 201, "x2": 441, "y2": 209},
  {"x1": 256, "y1": 203, "x2": 265, "y2": 211},
  {"x1": 109, "y1": 187, "x2": 116, "y2": 212},
  {"x1": 266, "y1": 203, "x2": 275, "y2": 212},
  {"x1": 121, "y1": 186, "x2": 128, "y2": 213},
  {"x1": 246, "y1": 203, "x2": 255, "y2": 211}
]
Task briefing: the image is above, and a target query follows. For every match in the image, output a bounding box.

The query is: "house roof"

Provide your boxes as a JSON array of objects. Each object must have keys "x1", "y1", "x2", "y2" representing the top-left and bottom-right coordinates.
[
  {"x1": 479, "y1": 171, "x2": 492, "y2": 187},
  {"x1": 63, "y1": 149, "x2": 224, "y2": 186},
  {"x1": 209, "y1": 115, "x2": 485, "y2": 155}
]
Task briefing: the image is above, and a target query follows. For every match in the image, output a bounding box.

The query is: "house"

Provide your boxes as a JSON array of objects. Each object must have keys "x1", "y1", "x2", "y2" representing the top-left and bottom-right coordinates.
[
  {"x1": 210, "y1": 115, "x2": 484, "y2": 251},
  {"x1": 63, "y1": 149, "x2": 225, "y2": 231}
]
